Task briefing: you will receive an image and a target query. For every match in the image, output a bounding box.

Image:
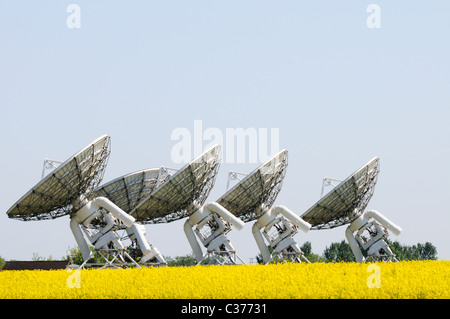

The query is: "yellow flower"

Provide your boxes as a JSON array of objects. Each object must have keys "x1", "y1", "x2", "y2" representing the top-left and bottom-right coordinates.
[{"x1": 0, "y1": 261, "x2": 448, "y2": 299}]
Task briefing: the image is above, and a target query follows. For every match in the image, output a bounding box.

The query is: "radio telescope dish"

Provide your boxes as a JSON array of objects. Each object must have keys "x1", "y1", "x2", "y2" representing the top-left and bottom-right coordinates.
[
  {"x1": 6, "y1": 135, "x2": 111, "y2": 221},
  {"x1": 129, "y1": 144, "x2": 222, "y2": 224},
  {"x1": 217, "y1": 150, "x2": 288, "y2": 222},
  {"x1": 301, "y1": 157, "x2": 380, "y2": 230},
  {"x1": 95, "y1": 168, "x2": 173, "y2": 213},
  {"x1": 300, "y1": 157, "x2": 402, "y2": 263}
]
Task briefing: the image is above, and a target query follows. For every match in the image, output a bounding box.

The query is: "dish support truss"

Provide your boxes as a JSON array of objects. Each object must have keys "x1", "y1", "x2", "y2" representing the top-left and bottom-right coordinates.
[
  {"x1": 70, "y1": 196, "x2": 166, "y2": 269},
  {"x1": 184, "y1": 202, "x2": 246, "y2": 265},
  {"x1": 252, "y1": 205, "x2": 311, "y2": 264},
  {"x1": 345, "y1": 209, "x2": 402, "y2": 262}
]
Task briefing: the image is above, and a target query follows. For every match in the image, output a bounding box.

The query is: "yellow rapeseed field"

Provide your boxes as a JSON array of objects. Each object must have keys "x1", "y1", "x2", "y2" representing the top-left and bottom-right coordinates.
[{"x1": 0, "y1": 261, "x2": 448, "y2": 299}]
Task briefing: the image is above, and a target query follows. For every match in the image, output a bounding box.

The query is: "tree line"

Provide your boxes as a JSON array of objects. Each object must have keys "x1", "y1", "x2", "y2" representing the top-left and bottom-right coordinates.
[
  {"x1": 0, "y1": 239, "x2": 438, "y2": 269},
  {"x1": 309, "y1": 239, "x2": 437, "y2": 263}
]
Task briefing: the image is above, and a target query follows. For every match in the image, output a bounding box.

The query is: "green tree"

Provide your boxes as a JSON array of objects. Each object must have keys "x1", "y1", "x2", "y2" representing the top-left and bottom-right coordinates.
[
  {"x1": 388, "y1": 240, "x2": 438, "y2": 261},
  {"x1": 300, "y1": 241, "x2": 324, "y2": 262},
  {"x1": 165, "y1": 253, "x2": 197, "y2": 266},
  {"x1": 323, "y1": 240, "x2": 355, "y2": 262},
  {"x1": 0, "y1": 255, "x2": 5, "y2": 269},
  {"x1": 416, "y1": 242, "x2": 438, "y2": 260},
  {"x1": 64, "y1": 246, "x2": 85, "y2": 265}
]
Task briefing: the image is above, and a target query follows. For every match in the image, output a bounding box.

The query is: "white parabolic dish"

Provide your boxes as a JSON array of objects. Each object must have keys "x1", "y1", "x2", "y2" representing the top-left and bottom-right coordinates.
[
  {"x1": 216, "y1": 149, "x2": 288, "y2": 223},
  {"x1": 6, "y1": 135, "x2": 111, "y2": 221},
  {"x1": 301, "y1": 157, "x2": 380, "y2": 230}
]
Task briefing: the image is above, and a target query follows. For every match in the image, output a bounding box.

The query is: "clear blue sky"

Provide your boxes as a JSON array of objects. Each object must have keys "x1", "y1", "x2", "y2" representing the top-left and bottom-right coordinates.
[{"x1": 0, "y1": 1, "x2": 449, "y2": 261}]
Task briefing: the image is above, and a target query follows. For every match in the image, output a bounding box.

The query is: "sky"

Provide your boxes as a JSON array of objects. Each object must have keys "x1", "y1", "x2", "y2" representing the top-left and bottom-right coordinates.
[{"x1": 0, "y1": 1, "x2": 449, "y2": 262}]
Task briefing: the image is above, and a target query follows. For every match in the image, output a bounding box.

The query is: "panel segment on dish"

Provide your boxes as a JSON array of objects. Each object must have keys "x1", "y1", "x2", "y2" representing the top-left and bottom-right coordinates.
[
  {"x1": 301, "y1": 157, "x2": 380, "y2": 230},
  {"x1": 6, "y1": 135, "x2": 111, "y2": 221},
  {"x1": 95, "y1": 168, "x2": 173, "y2": 214},
  {"x1": 301, "y1": 157, "x2": 402, "y2": 263},
  {"x1": 216, "y1": 150, "x2": 311, "y2": 264},
  {"x1": 129, "y1": 144, "x2": 222, "y2": 224}
]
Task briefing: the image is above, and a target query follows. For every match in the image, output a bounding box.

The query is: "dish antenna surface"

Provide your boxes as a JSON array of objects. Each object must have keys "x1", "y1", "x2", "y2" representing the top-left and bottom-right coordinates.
[
  {"x1": 301, "y1": 157, "x2": 381, "y2": 230},
  {"x1": 217, "y1": 150, "x2": 289, "y2": 223},
  {"x1": 7, "y1": 135, "x2": 111, "y2": 221},
  {"x1": 301, "y1": 157, "x2": 402, "y2": 262},
  {"x1": 216, "y1": 150, "x2": 311, "y2": 264}
]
